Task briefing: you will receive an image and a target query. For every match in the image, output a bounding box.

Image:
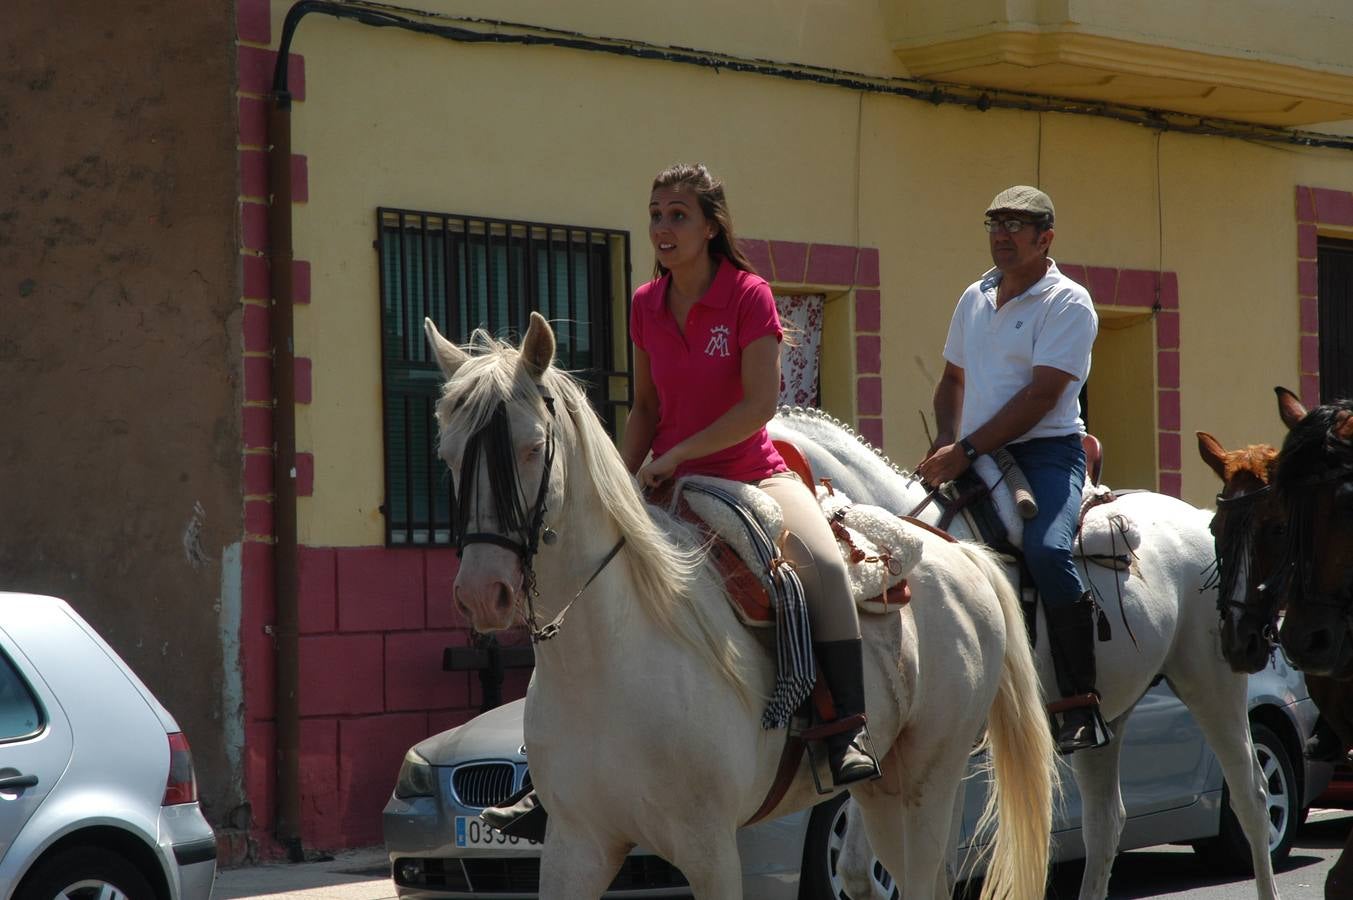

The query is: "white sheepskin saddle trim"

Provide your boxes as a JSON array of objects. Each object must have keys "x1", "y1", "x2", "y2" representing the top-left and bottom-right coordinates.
[
  {"x1": 818, "y1": 486, "x2": 924, "y2": 613},
  {"x1": 970, "y1": 456, "x2": 1141, "y2": 566},
  {"x1": 673, "y1": 476, "x2": 922, "y2": 611}
]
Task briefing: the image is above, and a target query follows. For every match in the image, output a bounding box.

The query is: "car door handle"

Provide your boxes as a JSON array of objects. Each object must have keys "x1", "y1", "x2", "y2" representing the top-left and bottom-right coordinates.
[{"x1": 0, "y1": 773, "x2": 38, "y2": 790}]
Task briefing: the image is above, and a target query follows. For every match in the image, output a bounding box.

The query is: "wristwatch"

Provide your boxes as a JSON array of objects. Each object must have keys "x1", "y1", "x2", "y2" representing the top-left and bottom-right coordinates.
[{"x1": 959, "y1": 437, "x2": 979, "y2": 462}]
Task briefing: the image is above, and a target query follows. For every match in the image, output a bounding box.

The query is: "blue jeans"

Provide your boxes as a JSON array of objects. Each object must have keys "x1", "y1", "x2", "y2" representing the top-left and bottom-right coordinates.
[{"x1": 1005, "y1": 434, "x2": 1087, "y2": 610}]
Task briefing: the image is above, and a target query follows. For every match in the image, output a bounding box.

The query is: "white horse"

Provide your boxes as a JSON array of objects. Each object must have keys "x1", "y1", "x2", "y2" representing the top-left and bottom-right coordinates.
[
  {"x1": 424, "y1": 313, "x2": 1054, "y2": 900},
  {"x1": 769, "y1": 406, "x2": 1283, "y2": 900}
]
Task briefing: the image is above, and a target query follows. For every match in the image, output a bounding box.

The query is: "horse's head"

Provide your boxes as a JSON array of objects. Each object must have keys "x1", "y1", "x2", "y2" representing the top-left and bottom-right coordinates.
[
  {"x1": 1197, "y1": 432, "x2": 1284, "y2": 673},
  {"x1": 1273, "y1": 387, "x2": 1353, "y2": 676},
  {"x1": 424, "y1": 313, "x2": 569, "y2": 633}
]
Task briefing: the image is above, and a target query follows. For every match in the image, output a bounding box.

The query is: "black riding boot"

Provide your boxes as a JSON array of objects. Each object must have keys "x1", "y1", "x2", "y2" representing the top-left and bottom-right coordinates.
[
  {"x1": 480, "y1": 785, "x2": 547, "y2": 843},
  {"x1": 815, "y1": 639, "x2": 883, "y2": 785},
  {"x1": 1046, "y1": 594, "x2": 1111, "y2": 754}
]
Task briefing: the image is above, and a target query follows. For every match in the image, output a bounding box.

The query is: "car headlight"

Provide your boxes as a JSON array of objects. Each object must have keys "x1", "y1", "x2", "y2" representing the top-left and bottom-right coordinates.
[{"x1": 394, "y1": 749, "x2": 436, "y2": 799}]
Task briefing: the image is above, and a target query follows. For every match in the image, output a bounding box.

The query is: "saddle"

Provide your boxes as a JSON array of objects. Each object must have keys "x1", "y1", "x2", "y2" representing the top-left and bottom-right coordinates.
[
  {"x1": 953, "y1": 436, "x2": 1143, "y2": 572},
  {"x1": 659, "y1": 441, "x2": 922, "y2": 628}
]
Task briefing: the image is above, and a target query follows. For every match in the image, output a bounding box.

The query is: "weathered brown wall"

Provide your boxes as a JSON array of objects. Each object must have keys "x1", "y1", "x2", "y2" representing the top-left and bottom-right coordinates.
[{"x1": 0, "y1": 1, "x2": 243, "y2": 827}]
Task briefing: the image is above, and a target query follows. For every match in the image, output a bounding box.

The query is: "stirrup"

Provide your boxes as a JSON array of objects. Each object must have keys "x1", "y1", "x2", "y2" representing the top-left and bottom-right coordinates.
[
  {"x1": 803, "y1": 717, "x2": 882, "y2": 793},
  {"x1": 1048, "y1": 695, "x2": 1113, "y2": 754}
]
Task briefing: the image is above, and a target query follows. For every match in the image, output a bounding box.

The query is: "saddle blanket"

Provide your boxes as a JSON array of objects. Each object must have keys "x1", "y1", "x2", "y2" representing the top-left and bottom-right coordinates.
[
  {"x1": 672, "y1": 475, "x2": 923, "y2": 616},
  {"x1": 971, "y1": 455, "x2": 1142, "y2": 566}
]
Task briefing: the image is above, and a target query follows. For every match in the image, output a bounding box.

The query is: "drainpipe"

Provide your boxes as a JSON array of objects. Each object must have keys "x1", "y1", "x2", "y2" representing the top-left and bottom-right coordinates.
[{"x1": 267, "y1": 51, "x2": 301, "y2": 863}]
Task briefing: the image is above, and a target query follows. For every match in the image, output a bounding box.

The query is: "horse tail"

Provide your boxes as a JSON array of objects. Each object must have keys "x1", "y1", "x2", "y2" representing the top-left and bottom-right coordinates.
[{"x1": 959, "y1": 542, "x2": 1057, "y2": 900}]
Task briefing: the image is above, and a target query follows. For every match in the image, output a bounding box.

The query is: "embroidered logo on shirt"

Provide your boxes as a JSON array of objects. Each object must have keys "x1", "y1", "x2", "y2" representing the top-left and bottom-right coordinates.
[
  {"x1": 705, "y1": 325, "x2": 731, "y2": 358},
  {"x1": 1015, "y1": 321, "x2": 1025, "y2": 329}
]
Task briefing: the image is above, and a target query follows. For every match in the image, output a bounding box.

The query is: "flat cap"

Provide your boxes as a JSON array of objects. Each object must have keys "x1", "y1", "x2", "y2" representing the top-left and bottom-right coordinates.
[{"x1": 986, "y1": 185, "x2": 1055, "y2": 223}]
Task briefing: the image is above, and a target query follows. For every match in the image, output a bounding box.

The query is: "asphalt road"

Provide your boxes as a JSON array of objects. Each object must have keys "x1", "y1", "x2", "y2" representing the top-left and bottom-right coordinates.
[
  {"x1": 1039, "y1": 808, "x2": 1351, "y2": 900},
  {"x1": 214, "y1": 811, "x2": 1353, "y2": 899}
]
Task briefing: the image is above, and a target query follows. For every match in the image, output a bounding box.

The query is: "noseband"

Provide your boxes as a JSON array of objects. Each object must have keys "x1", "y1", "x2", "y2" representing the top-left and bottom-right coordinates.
[{"x1": 452, "y1": 386, "x2": 624, "y2": 642}]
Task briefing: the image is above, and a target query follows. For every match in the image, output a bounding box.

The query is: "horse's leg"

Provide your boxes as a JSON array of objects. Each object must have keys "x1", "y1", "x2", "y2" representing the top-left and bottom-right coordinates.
[
  {"x1": 673, "y1": 830, "x2": 744, "y2": 900},
  {"x1": 852, "y1": 737, "x2": 970, "y2": 900},
  {"x1": 1327, "y1": 826, "x2": 1353, "y2": 899},
  {"x1": 1168, "y1": 669, "x2": 1280, "y2": 900},
  {"x1": 1069, "y1": 712, "x2": 1132, "y2": 900},
  {"x1": 537, "y1": 831, "x2": 627, "y2": 900}
]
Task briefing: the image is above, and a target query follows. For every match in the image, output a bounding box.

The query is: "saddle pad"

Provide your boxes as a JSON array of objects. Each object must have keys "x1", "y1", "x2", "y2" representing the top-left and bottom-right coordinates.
[{"x1": 970, "y1": 457, "x2": 1142, "y2": 563}]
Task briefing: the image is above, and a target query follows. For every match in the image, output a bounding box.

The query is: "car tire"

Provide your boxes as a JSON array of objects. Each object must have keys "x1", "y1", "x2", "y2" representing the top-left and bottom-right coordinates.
[
  {"x1": 799, "y1": 793, "x2": 899, "y2": 900},
  {"x1": 15, "y1": 845, "x2": 156, "y2": 900},
  {"x1": 1192, "y1": 722, "x2": 1299, "y2": 873}
]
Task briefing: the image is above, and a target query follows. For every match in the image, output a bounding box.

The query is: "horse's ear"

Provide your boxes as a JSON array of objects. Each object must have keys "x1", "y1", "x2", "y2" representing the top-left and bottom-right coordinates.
[
  {"x1": 1196, "y1": 432, "x2": 1230, "y2": 481},
  {"x1": 1275, "y1": 386, "x2": 1307, "y2": 431},
  {"x1": 424, "y1": 318, "x2": 468, "y2": 380},
  {"x1": 520, "y1": 311, "x2": 556, "y2": 380}
]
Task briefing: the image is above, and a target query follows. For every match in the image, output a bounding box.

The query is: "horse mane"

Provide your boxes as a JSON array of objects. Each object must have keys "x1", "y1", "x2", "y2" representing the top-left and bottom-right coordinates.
[
  {"x1": 434, "y1": 331, "x2": 750, "y2": 701},
  {"x1": 1275, "y1": 398, "x2": 1353, "y2": 495}
]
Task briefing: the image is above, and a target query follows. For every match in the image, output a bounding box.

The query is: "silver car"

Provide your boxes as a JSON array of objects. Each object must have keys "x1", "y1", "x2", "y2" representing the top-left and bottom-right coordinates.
[
  {"x1": 0, "y1": 592, "x2": 216, "y2": 900},
  {"x1": 383, "y1": 654, "x2": 1329, "y2": 899}
]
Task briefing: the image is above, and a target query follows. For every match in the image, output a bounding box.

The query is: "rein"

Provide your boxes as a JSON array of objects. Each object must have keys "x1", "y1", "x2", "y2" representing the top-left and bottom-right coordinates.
[{"x1": 1208, "y1": 482, "x2": 1286, "y2": 654}]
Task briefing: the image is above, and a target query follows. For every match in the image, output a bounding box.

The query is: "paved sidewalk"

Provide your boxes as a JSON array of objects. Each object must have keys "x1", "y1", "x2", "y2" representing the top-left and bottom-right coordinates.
[{"x1": 212, "y1": 847, "x2": 395, "y2": 900}]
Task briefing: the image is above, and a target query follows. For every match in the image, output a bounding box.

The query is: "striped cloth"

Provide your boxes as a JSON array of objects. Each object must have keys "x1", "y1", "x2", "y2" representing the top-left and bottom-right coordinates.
[{"x1": 679, "y1": 481, "x2": 816, "y2": 729}]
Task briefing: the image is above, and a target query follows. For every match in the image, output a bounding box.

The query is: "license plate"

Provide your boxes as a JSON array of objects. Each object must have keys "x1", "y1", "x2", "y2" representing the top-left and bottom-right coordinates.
[{"x1": 454, "y1": 815, "x2": 541, "y2": 848}]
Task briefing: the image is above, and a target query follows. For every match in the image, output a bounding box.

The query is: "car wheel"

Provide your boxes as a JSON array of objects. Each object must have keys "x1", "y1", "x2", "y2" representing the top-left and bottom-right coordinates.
[
  {"x1": 15, "y1": 846, "x2": 156, "y2": 900},
  {"x1": 1192, "y1": 722, "x2": 1299, "y2": 873},
  {"x1": 799, "y1": 793, "x2": 899, "y2": 900}
]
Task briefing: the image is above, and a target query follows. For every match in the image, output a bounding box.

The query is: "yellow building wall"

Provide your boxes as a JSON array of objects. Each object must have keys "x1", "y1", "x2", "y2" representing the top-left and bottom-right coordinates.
[{"x1": 273, "y1": 1, "x2": 1353, "y2": 546}]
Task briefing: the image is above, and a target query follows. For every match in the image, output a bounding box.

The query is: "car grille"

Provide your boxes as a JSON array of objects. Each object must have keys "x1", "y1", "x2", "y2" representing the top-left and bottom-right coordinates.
[
  {"x1": 451, "y1": 762, "x2": 518, "y2": 809},
  {"x1": 460, "y1": 855, "x2": 689, "y2": 892}
]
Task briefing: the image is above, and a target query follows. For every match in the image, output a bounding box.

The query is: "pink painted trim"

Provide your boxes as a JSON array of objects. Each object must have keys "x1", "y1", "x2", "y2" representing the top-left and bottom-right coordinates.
[
  {"x1": 804, "y1": 244, "x2": 858, "y2": 286},
  {"x1": 1064, "y1": 261, "x2": 1182, "y2": 491},
  {"x1": 295, "y1": 452, "x2": 315, "y2": 497},
  {"x1": 295, "y1": 357, "x2": 313, "y2": 404},
  {"x1": 243, "y1": 304, "x2": 270, "y2": 352},
  {"x1": 293, "y1": 260, "x2": 312, "y2": 304},
  {"x1": 238, "y1": 47, "x2": 306, "y2": 101},
  {"x1": 236, "y1": 0, "x2": 272, "y2": 44},
  {"x1": 243, "y1": 255, "x2": 269, "y2": 300},
  {"x1": 768, "y1": 241, "x2": 808, "y2": 283},
  {"x1": 291, "y1": 154, "x2": 309, "y2": 203},
  {"x1": 239, "y1": 97, "x2": 268, "y2": 148},
  {"x1": 243, "y1": 453, "x2": 273, "y2": 496},
  {"x1": 748, "y1": 236, "x2": 887, "y2": 447},
  {"x1": 1312, "y1": 188, "x2": 1353, "y2": 226},
  {"x1": 240, "y1": 150, "x2": 267, "y2": 199},
  {"x1": 241, "y1": 201, "x2": 268, "y2": 252}
]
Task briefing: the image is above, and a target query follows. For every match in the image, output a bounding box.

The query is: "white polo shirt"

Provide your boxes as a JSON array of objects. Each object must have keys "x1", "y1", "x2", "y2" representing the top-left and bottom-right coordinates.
[{"x1": 942, "y1": 258, "x2": 1097, "y2": 443}]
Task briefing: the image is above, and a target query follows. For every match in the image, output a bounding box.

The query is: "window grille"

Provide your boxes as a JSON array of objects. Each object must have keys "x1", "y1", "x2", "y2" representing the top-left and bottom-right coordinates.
[{"x1": 377, "y1": 208, "x2": 631, "y2": 546}]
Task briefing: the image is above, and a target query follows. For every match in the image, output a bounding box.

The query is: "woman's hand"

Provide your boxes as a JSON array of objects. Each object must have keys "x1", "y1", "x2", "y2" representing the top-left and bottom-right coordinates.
[{"x1": 637, "y1": 451, "x2": 682, "y2": 488}]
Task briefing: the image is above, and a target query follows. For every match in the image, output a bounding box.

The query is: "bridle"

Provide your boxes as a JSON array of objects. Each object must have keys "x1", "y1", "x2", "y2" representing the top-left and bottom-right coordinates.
[
  {"x1": 451, "y1": 385, "x2": 624, "y2": 643},
  {"x1": 1275, "y1": 456, "x2": 1353, "y2": 618},
  {"x1": 1209, "y1": 482, "x2": 1284, "y2": 650}
]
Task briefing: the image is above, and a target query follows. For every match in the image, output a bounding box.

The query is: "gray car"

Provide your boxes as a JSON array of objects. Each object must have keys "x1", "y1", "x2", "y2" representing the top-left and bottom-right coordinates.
[
  {"x1": 0, "y1": 593, "x2": 217, "y2": 900},
  {"x1": 383, "y1": 653, "x2": 1329, "y2": 899}
]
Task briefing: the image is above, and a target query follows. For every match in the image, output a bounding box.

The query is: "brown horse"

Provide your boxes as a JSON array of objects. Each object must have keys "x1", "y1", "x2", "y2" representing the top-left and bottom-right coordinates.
[
  {"x1": 1273, "y1": 389, "x2": 1353, "y2": 678},
  {"x1": 1199, "y1": 388, "x2": 1353, "y2": 899}
]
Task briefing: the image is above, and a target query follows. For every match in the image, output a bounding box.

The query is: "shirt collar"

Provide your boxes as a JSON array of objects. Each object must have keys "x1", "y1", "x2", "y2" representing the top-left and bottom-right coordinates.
[
  {"x1": 979, "y1": 258, "x2": 1062, "y2": 305},
  {"x1": 647, "y1": 256, "x2": 737, "y2": 311}
]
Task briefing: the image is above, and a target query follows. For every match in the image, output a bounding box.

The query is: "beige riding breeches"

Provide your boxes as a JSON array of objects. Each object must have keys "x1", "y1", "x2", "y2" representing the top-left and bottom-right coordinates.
[{"x1": 757, "y1": 471, "x2": 860, "y2": 643}]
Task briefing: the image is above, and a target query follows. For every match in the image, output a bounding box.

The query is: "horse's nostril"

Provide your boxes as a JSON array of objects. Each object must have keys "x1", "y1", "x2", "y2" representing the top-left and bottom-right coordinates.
[
  {"x1": 1309, "y1": 628, "x2": 1333, "y2": 655},
  {"x1": 495, "y1": 583, "x2": 512, "y2": 613}
]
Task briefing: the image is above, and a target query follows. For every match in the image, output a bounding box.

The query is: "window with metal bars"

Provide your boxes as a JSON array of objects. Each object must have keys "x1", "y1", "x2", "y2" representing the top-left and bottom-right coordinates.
[{"x1": 377, "y1": 208, "x2": 632, "y2": 546}]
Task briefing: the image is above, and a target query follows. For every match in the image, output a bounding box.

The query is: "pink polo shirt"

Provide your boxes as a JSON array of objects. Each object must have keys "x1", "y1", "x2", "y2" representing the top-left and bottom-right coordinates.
[{"x1": 631, "y1": 257, "x2": 787, "y2": 482}]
